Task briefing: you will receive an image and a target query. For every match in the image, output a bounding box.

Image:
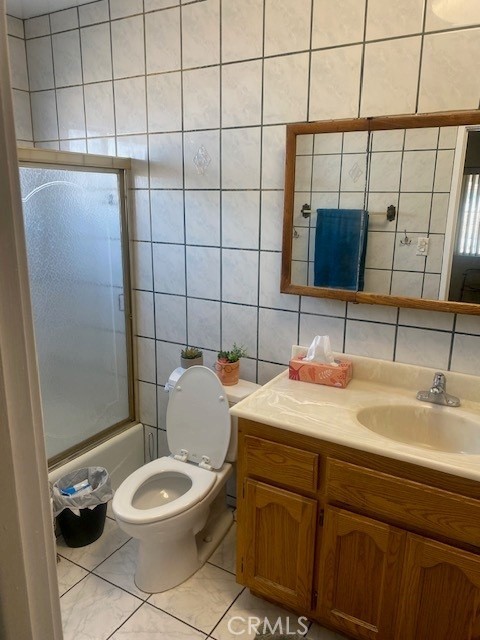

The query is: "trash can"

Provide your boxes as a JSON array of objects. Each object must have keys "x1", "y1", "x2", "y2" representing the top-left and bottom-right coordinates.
[{"x1": 52, "y1": 467, "x2": 113, "y2": 548}]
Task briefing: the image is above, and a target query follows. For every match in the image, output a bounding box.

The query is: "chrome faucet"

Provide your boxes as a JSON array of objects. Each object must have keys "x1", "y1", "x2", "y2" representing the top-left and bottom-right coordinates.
[{"x1": 416, "y1": 372, "x2": 460, "y2": 407}]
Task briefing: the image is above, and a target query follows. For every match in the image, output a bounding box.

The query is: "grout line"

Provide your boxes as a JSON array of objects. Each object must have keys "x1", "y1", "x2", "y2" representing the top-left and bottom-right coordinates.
[
  {"x1": 218, "y1": 0, "x2": 223, "y2": 354},
  {"x1": 22, "y1": 16, "x2": 480, "y2": 45},
  {"x1": 206, "y1": 558, "x2": 235, "y2": 575},
  {"x1": 357, "y1": 0, "x2": 369, "y2": 118},
  {"x1": 89, "y1": 572, "x2": 147, "y2": 603},
  {"x1": 57, "y1": 569, "x2": 90, "y2": 599},
  {"x1": 56, "y1": 552, "x2": 92, "y2": 573},
  {"x1": 104, "y1": 600, "x2": 144, "y2": 640},
  {"x1": 447, "y1": 313, "x2": 457, "y2": 370},
  {"x1": 47, "y1": 14, "x2": 61, "y2": 145},
  {"x1": 140, "y1": 0, "x2": 159, "y2": 437},
  {"x1": 254, "y1": 0, "x2": 267, "y2": 379},
  {"x1": 178, "y1": 1, "x2": 192, "y2": 357},
  {"x1": 421, "y1": 127, "x2": 441, "y2": 298},
  {"x1": 145, "y1": 600, "x2": 220, "y2": 636},
  {"x1": 106, "y1": 1, "x2": 118, "y2": 157},
  {"x1": 305, "y1": 0, "x2": 314, "y2": 124},
  {"x1": 21, "y1": 22, "x2": 35, "y2": 143},
  {"x1": 208, "y1": 586, "x2": 246, "y2": 638},
  {"x1": 77, "y1": 5, "x2": 88, "y2": 152},
  {"x1": 392, "y1": 307, "x2": 401, "y2": 361},
  {"x1": 414, "y1": 0, "x2": 429, "y2": 114},
  {"x1": 386, "y1": 129, "x2": 407, "y2": 295}
]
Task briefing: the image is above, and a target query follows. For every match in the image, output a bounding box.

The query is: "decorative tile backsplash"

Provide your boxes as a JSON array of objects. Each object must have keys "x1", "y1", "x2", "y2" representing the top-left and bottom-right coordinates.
[{"x1": 6, "y1": 1, "x2": 480, "y2": 474}]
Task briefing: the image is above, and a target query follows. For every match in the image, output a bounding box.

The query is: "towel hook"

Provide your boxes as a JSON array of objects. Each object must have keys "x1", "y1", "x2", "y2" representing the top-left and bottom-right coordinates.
[
  {"x1": 386, "y1": 205, "x2": 396, "y2": 221},
  {"x1": 301, "y1": 203, "x2": 311, "y2": 218},
  {"x1": 400, "y1": 229, "x2": 412, "y2": 246}
]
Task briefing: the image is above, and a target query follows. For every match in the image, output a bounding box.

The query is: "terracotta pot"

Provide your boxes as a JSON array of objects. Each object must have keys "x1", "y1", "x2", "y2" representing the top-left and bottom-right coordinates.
[
  {"x1": 215, "y1": 359, "x2": 239, "y2": 386},
  {"x1": 181, "y1": 356, "x2": 203, "y2": 369}
]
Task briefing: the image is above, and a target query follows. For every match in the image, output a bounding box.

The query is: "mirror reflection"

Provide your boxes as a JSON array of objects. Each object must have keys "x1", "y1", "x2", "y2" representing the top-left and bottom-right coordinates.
[
  {"x1": 290, "y1": 125, "x2": 480, "y2": 303},
  {"x1": 449, "y1": 131, "x2": 480, "y2": 303}
]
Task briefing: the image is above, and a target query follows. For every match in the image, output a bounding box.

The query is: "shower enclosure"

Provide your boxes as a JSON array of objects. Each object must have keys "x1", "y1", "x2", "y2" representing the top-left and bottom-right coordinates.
[{"x1": 18, "y1": 149, "x2": 134, "y2": 466}]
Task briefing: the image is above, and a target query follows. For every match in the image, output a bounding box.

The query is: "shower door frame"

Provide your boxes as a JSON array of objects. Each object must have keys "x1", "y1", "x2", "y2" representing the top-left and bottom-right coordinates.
[{"x1": 18, "y1": 147, "x2": 136, "y2": 469}]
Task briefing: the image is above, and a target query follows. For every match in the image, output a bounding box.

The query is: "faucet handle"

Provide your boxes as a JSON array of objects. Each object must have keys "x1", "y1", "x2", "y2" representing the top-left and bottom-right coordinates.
[{"x1": 432, "y1": 372, "x2": 446, "y2": 388}]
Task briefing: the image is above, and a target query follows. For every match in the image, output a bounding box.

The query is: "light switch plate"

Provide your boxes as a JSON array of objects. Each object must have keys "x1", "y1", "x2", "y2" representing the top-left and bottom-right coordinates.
[{"x1": 416, "y1": 237, "x2": 429, "y2": 256}]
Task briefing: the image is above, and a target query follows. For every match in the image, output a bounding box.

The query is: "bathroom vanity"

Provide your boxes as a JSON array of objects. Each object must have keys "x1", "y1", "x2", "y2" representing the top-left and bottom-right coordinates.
[{"x1": 232, "y1": 357, "x2": 480, "y2": 640}]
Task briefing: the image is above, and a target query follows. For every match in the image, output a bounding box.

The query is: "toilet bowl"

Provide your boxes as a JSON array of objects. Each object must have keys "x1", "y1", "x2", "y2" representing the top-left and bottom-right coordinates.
[{"x1": 112, "y1": 366, "x2": 238, "y2": 593}]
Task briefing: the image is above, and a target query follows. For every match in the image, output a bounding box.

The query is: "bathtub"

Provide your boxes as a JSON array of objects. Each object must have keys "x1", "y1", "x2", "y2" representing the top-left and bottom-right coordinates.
[{"x1": 48, "y1": 423, "x2": 144, "y2": 491}]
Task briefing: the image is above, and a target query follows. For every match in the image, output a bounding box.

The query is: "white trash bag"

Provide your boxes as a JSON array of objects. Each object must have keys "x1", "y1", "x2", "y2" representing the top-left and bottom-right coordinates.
[{"x1": 52, "y1": 466, "x2": 113, "y2": 517}]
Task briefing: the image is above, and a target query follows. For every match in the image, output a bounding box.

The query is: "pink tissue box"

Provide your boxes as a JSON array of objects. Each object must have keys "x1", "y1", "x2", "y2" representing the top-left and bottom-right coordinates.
[{"x1": 288, "y1": 356, "x2": 352, "y2": 388}]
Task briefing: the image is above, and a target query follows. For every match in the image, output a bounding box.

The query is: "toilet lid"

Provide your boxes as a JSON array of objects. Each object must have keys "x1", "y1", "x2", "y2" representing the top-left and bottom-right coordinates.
[{"x1": 166, "y1": 366, "x2": 231, "y2": 469}]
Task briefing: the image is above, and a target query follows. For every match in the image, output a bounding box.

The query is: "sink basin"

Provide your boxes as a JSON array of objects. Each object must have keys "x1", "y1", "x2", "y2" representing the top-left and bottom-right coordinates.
[{"x1": 356, "y1": 405, "x2": 480, "y2": 454}]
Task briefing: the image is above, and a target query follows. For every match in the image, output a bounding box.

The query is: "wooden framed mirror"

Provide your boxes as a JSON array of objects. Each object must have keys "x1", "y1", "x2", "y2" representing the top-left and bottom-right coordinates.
[{"x1": 281, "y1": 110, "x2": 480, "y2": 315}]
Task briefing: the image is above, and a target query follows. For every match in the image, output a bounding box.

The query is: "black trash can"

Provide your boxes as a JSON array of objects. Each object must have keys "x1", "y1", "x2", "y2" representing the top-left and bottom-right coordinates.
[
  {"x1": 57, "y1": 502, "x2": 107, "y2": 547},
  {"x1": 52, "y1": 466, "x2": 113, "y2": 548}
]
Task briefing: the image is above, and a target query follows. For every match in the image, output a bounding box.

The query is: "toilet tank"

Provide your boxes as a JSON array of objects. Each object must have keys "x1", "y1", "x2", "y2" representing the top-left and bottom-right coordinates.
[{"x1": 224, "y1": 379, "x2": 261, "y2": 462}]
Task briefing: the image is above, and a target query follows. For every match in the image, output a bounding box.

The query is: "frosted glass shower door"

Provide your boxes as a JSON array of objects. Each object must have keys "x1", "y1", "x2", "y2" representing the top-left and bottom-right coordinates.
[{"x1": 20, "y1": 166, "x2": 132, "y2": 460}]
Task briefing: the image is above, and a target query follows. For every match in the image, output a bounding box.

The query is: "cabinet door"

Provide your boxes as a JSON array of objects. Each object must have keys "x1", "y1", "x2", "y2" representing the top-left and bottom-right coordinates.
[
  {"x1": 397, "y1": 534, "x2": 480, "y2": 640},
  {"x1": 316, "y1": 507, "x2": 405, "y2": 639},
  {"x1": 242, "y1": 479, "x2": 317, "y2": 610}
]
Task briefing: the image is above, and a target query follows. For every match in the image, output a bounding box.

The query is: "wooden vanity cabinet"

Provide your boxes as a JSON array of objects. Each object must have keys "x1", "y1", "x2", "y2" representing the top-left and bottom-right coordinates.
[
  {"x1": 238, "y1": 433, "x2": 319, "y2": 609},
  {"x1": 242, "y1": 480, "x2": 317, "y2": 610},
  {"x1": 396, "y1": 536, "x2": 480, "y2": 640},
  {"x1": 316, "y1": 507, "x2": 404, "y2": 639},
  {"x1": 236, "y1": 419, "x2": 480, "y2": 640}
]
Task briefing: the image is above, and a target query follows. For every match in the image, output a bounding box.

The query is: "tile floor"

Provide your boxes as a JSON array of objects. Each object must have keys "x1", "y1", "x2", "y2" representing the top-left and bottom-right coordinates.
[{"x1": 56, "y1": 514, "x2": 347, "y2": 640}]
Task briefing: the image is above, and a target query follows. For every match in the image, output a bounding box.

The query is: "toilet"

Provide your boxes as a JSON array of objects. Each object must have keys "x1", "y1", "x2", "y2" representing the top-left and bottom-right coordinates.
[{"x1": 112, "y1": 366, "x2": 258, "y2": 593}]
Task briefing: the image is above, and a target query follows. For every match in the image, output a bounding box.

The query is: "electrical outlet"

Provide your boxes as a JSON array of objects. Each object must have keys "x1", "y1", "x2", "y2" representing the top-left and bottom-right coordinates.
[{"x1": 416, "y1": 237, "x2": 429, "y2": 256}]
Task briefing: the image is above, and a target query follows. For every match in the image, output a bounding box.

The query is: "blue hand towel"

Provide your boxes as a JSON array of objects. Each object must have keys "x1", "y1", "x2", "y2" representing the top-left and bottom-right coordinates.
[{"x1": 314, "y1": 209, "x2": 369, "y2": 290}]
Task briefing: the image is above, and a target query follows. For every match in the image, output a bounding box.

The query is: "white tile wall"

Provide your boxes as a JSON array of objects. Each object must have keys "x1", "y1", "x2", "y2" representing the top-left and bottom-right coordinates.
[
  {"x1": 84, "y1": 81, "x2": 115, "y2": 137},
  {"x1": 24, "y1": 15, "x2": 49, "y2": 38},
  {"x1": 309, "y1": 45, "x2": 363, "y2": 120},
  {"x1": 425, "y1": 0, "x2": 479, "y2": 31},
  {"x1": 30, "y1": 90, "x2": 58, "y2": 140},
  {"x1": 11, "y1": 90, "x2": 33, "y2": 141},
  {"x1": 8, "y1": 36, "x2": 29, "y2": 90},
  {"x1": 57, "y1": 86, "x2": 85, "y2": 138},
  {"x1": 52, "y1": 30, "x2": 82, "y2": 87},
  {"x1": 360, "y1": 37, "x2": 421, "y2": 116},
  {"x1": 79, "y1": 1, "x2": 109, "y2": 27},
  {"x1": 111, "y1": 16, "x2": 145, "y2": 79},
  {"x1": 312, "y1": 0, "x2": 365, "y2": 48},
  {"x1": 221, "y1": 0, "x2": 263, "y2": 63},
  {"x1": 110, "y1": 0, "x2": 143, "y2": 20},
  {"x1": 263, "y1": 53, "x2": 309, "y2": 124},
  {"x1": 114, "y1": 77, "x2": 147, "y2": 135},
  {"x1": 221, "y1": 60, "x2": 262, "y2": 128},
  {"x1": 366, "y1": 0, "x2": 424, "y2": 39},
  {"x1": 7, "y1": 14, "x2": 24, "y2": 39},
  {"x1": 264, "y1": 0, "x2": 311, "y2": 56},
  {"x1": 27, "y1": 36, "x2": 54, "y2": 90},
  {"x1": 418, "y1": 29, "x2": 480, "y2": 112},
  {"x1": 183, "y1": 66, "x2": 219, "y2": 130},
  {"x1": 8, "y1": 0, "x2": 480, "y2": 455},
  {"x1": 181, "y1": 0, "x2": 219, "y2": 69},
  {"x1": 81, "y1": 24, "x2": 112, "y2": 83},
  {"x1": 151, "y1": 189, "x2": 184, "y2": 243}
]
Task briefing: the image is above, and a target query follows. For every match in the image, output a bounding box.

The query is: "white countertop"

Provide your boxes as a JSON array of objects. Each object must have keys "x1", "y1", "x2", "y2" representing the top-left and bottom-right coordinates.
[{"x1": 230, "y1": 353, "x2": 480, "y2": 482}]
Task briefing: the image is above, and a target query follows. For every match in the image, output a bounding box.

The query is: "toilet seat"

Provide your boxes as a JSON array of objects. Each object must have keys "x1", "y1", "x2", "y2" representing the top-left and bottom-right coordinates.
[
  {"x1": 112, "y1": 457, "x2": 216, "y2": 525},
  {"x1": 167, "y1": 366, "x2": 231, "y2": 469}
]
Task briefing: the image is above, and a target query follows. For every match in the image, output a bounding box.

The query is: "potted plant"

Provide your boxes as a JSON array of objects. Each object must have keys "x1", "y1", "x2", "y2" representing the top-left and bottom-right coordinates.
[
  {"x1": 215, "y1": 343, "x2": 247, "y2": 386},
  {"x1": 181, "y1": 346, "x2": 203, "y2": 369}
]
